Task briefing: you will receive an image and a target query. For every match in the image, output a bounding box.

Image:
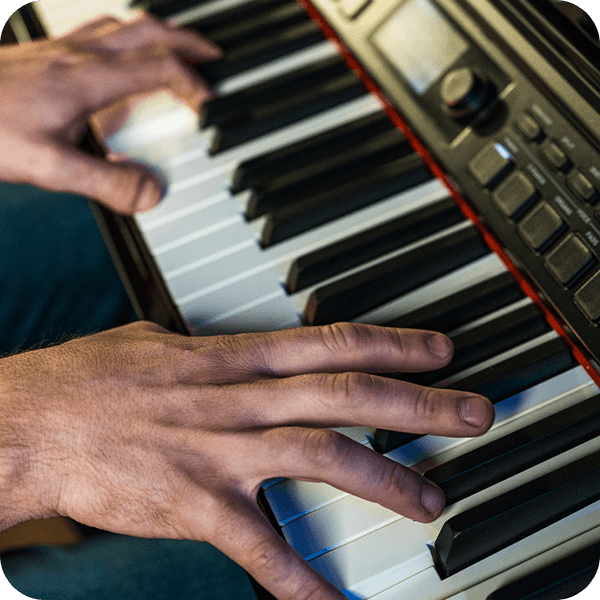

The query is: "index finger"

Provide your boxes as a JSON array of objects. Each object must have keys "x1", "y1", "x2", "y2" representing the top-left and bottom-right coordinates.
[
  {"x1": 211, "y1": 322, "x2": 454, "y2": 378},
  {"x1": 72, "y1": 13, "x2": 222, "y2": 61}
]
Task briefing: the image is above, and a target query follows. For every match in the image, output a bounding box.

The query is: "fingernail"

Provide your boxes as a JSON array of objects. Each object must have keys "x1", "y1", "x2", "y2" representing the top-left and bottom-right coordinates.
[
  {"x1": 421, "y1": 483, "x2": 445, "y2": 517},
  {"x1": 459, "y1": 396, "x2": 491, "y2": 428},
  {"x1": 136, "y1": 177, "x2": 163, "y2": 212},
  {"x1": 427, "y1": 333, "x2": 453, "y2": 358}
]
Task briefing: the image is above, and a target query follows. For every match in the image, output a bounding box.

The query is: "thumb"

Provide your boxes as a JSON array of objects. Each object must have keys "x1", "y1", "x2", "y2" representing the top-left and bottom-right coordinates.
[{"x1": 56, "y1": 148, "x2": 164, "y2": 214}]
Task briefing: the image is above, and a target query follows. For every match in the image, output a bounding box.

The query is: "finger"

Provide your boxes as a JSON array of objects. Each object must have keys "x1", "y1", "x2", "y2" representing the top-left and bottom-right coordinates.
[
  {"x1": 210, "y1": 323, "x2": 454, "y2": 379},
  {"x1": 81, "y1": 47, "x2": 214, "y2": 113},
  {"x1": 256, "y1": 427, "x2": 446, "y2": 523},
  {"x1": 66, "y1": 15, "x2": 122, "y2": 40},
  {"x1": 16, "y1": 141, "x2": 163, "y2": 214},
  {"x1": 207, "y1": 498, "x2": 346, "y2": 600},
  {"x1": 227, "y1": 373, "x2": 494, "y2": 437},
  {"x1": 74, "y1": 13, "x2": 222, "y2": 62}
]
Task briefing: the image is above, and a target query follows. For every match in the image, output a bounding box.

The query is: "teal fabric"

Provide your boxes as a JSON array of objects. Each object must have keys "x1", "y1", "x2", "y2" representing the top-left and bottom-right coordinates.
[
  {"x1": 0, "y1": 182, "x2": 135, "y2": 354},
  {"x1": 2, "y1": 531, "x2": 256, "y2": 600},
  {"x1": 0, "y1": 182, "x2": 257, "y2": 599}
]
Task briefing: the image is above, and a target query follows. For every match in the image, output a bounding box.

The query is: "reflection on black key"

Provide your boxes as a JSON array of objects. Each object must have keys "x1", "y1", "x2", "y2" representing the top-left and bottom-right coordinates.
[
  {"x1": 133, "y1": 0, "x2": 214, "y2": 18},
  {"x1": 200, "y1": 20, "x2": 324, "y2": 84},
  {"x1": 287, "y1": 197, "x2": 464, "y2": 292},
  {"x1": 232, "y1": 111, "x2": 394, "y2": 192},
  {"x1": 184, "y1": 0, "x2": 287, "y2": 35},
  {"x1": 400, "y1": 303, "x2": 550, "y2": 387},
  {"x1": 371, "y1": 336, "x2": 574, "y2": 454},
  {"x1": 304, "y1": 225, "x2": 489, "y2": 325},
  {"x1": 426, "y1": 393, "x2": 600, "y2": 505},
  {"x1": 445, "y1": 336, "x2": 574, "y2": 400},
  {"x1": 486, "y1": 542, "x2": 600, "y2": 600},
  {"x1": 383, "y1": 271, "x2": 525, "y2": 333},
  {"x1": 433, "y1": 449, "x2": 600, "y2": 578},
  {"x1": 193, "y1": 1, "x2": 307, "y2": 49},
  {"x1": 201, "y1": 56, "x2": 347, "y2": 129},
  {"x1": 213, "y1": 69, "x2": 366, "y2": 152},
  {"x1": 246, "y1": 128, "x2": 411, "y2": 219},
  {"x1": 262, "y1": 153, "x2": 432, "y2": 247}
]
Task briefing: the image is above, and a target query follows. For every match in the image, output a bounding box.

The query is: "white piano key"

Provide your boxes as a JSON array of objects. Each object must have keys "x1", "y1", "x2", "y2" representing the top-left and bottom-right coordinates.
[
  {"x1": 190, "y1": 289, "x2": 301, "y2": 334},
  {"x1": 215, "y1": 40, "x2": 338, "y2": 96}
]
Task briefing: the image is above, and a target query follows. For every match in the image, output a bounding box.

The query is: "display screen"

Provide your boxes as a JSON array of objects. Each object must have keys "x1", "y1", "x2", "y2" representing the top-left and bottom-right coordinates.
[{"x1": 373, "y1": 0, "x2": 468, "y2": 95}]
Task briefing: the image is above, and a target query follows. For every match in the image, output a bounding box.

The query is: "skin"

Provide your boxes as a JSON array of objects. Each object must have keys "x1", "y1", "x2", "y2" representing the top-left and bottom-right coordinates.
[{"x1": 0, "y1": 15, "x2": 495, "y2": 600}]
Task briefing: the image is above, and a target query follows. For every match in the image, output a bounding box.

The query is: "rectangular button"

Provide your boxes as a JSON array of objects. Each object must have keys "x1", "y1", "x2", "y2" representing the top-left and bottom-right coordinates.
[
  {"x1": 540, "y1": 140, "x2": 572, "y2": 173},
  {"x1": 545, "y1": 234, "x2": 595, "y2": 287},
  {"x1": 515, "y1": 112, "x2": 545, "y2": 142},
  {"x1": 492, "y1": 171, "x2": 540, "y2": 219},
  {"x1": 468, "y1": 143, "x2": 514, "y2": 189},
  {"x1": 517, "y1": 201, "x2": 566, "y2": 252},
  {"x1": 575, "y1": 270, "x2": 600, "y2": 323},
  {"x1": 566, "y1": 170, "x2": 599, "y2": 204}
]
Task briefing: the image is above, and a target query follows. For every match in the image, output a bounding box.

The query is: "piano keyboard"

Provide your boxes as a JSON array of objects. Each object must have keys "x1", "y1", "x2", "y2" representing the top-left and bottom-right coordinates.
[{"x1": 30, "y1": 0, "x2": 600, "y2": 597}]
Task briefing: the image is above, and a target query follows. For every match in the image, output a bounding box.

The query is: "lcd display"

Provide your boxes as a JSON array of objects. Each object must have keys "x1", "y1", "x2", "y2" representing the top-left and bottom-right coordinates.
[{"x1": 373, "y1": 0, "x2": 468, "y2": 95}]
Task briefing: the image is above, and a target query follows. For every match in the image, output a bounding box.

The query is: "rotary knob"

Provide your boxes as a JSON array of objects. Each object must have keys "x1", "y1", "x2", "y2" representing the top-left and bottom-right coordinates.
[{"x1": 440, "y1": 68, "x2": 496, "y2": 121}]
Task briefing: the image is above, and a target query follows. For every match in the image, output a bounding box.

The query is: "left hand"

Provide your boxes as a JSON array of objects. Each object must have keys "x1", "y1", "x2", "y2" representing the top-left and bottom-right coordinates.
[{"x1": 0, "y1": 14, "x2": 221, "y2": 214}]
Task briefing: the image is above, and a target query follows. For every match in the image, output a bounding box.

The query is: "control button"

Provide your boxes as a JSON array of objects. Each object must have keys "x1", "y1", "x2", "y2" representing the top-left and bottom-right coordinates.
[
  {"x1": 517, "y1": 201, "x2": 567, "y2": 252},
  {"x1": 440, "y1": 68, "x2": 496, "y2": 121},
  {"x1": 468, "y1": 143, "x2": 514, "y2": 189},
  {"x1": 545, "y1": 234, "x2": 595, "y2": 287},
  {"x1": 492, "y1": 171, "x2": 540, "y2": 219},
  {"x1": 566, "y1": 170, "x2": 599, "y2": 204},
  {"x1": 515, "y1": 113, "x2": 545, "y2": 142},
  {"x1": 540, "y1": 140, "x2": 572, "y2": 173},
  {"x1": 575, "y1": 271, "x2": 600, "y2": 323}
]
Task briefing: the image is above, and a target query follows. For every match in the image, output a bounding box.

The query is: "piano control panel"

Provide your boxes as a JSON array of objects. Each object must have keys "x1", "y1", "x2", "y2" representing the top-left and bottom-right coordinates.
[{"x1": 302, "y1": 0, "x2": 600, "y2": 364}]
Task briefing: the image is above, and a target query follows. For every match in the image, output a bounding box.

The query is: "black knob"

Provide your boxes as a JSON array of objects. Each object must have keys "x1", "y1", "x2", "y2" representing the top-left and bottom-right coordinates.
[{"x1": 441, "y1": 68, "x2": 496, "y2": 121}]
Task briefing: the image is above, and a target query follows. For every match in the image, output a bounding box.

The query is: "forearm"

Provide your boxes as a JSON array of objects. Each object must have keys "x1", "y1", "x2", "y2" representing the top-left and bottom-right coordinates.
[{"x1": 0, "y1": 353, "x2": 60, "y2": 531}]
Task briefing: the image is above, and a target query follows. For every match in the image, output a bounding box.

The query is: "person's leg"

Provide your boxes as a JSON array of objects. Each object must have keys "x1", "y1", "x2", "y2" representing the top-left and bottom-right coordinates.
[
  {"x1": 0, "y1": 182, "x2": 135, "y2": 354},
  {"x1": 0, "y1": 182, "x2": 257, "y2": 599}
]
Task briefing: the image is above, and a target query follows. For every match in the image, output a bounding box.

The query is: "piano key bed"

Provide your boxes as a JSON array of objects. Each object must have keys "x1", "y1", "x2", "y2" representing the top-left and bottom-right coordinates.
[{"x1": 28, "y1": 0, "x2": 600, "y2": 597}]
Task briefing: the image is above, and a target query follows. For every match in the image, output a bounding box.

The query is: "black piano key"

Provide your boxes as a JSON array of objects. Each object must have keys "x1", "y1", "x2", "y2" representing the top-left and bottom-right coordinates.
[
  {"x1": 399, "y1": 302, "x2": 550, "y2": 387},
  {"x1": 182, "y1": 0, "x2": 288, "y2": 37},
  {"x1": 192, "y1": 0, "x2": 307, "y2": 49},
  {"x1": 425, "y1": 392, "x2": 600, "y2": 506},
  {"x1": 132, "y1": 0, "x2": 214, "y2": 18},
  {"x1": 286, "y1": 197, "x2": 464, "y2": 293},
  {"x1": 445, "y1": 335, "x2": 575, "y2": 400},
  {"x1": 212, "y1": 69, "x2": 366, "y2": 152},
  {"x1": 382, "y1": 271, "x2": 525, "y2": 334},
  {"x1": 232, "y1": 111, "x2": 394, "y2": 193},
  {"x1": 304, "y1": 225, "x2": 490, "y2": 325},
  {"x1": 200, "y1": 20, "x2": 324, "y2": 85},
  {"x1": 246, "y1": 128, "x2": 411, "y2": 220},
  {"x1": 433, "y1": 449, "x2": 600, "y2": 578},
  {"x1": 262, "y1": 153, "x2": 432, "y2": 247},
  {"x1": 486, "y1": 542, "x2": 600, "y2": 600},
  {"x1": 201, "y1": 55, "x2": 347, "y2": 129},
  {"x1": 371, "y1": 336, "x2": 575, "y2": 454}
]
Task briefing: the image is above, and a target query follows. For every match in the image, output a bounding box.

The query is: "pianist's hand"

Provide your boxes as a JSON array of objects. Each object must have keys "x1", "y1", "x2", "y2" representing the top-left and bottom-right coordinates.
[
  {"x1": 0, "y1": 14, "x2": 221, "y2": 214},
  {"x1": 0, "y1": 321, "x2": 493, "y2": 600}
]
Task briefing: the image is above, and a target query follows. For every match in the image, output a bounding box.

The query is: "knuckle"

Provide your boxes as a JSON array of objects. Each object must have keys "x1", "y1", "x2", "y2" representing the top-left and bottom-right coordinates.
[
  {"x1": 298, "y1": 429, "x2": 347, "y2": 471},
  {"x1": 378, "y1": 459, "x2": 412, "y2": 498},
  {"x1": 414, "y1": 386, "x2": 442, "y2": 421},
  {"x1": 319, "y1": 322, "x2": 363, "y2": 354},
  {"x1": 245, "y1": 536, "x2": 284, "y2": 574},
  {"x1": 328, "y1": 371, "x2": 375, "y2": 407}
]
